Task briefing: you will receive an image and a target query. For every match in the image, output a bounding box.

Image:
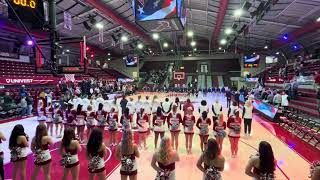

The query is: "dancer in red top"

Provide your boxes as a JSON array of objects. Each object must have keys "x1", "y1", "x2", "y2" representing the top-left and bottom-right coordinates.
[
  {"x1": 213, "y1": 114, "x2": 227, "y2": 154},
  {"x1": 0, "y1": 131, "x2": 6, "y2": 180},
  {"x1": 86, "y1": 105, "x2": 97, "y2": 139},
  {"x1": 107, "y1": 107, "x2": 119, "y2": 146},
  {"x1": 53, "y1": 104, "x2": 64, "y2": 137},
  {"x1": 167, "y1": 105, "x2": 182, "y2": 150},
  {"x1": 227, "y1": 110, "x2": 242, "y2": 158},
  {"x1": 45, "y1": 102, "x2": 54, "y2": 136},
  {"x1": 183, "y1": 107, "x2": 196, "y2": 154},
  {"x1": 196, "y1": 111, "x2": 211, "y2": 152},
  {"x1": 66, "y1": 104, "x2": 77, "y2": 131},
  {"x1": 37, "y1": 99, "x2": 46, "y2": 125},
  {"x1": 76, "y1": 105, "x2": 87, "y2": 143},
  {"x1": 136, "y1": 108, "x2": 149, "y2": 150},
  {"x1": 96, "y1": 103, "x2": 107, "y2": 135},
  {"x1": 152, "y1": 107, "x2": 166, "y2": 149},
  {"x1": 120, "y1": 108, "x2": 133, "y2": 130}
]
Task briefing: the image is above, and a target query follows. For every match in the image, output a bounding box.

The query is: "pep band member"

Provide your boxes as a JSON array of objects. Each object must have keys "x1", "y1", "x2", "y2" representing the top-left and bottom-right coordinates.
[
  {"x1": 183, "y1": 107, "x2": 195, "y2": 154},
  {"x1": 76, "y1": 104, "x2": 87, "y2": 143},
  {"x1": 0, "y1": 131, "x2": 6, "y2": 180},
  {"x1": 116, "y1": 129, "x2": 140, "y2": 180},
  {"x1": 60, "y1": 128, "x2": 81, "y2": 180},
  {"x1": 31, "y1": 124, "x2": 53, "y2": 180},
  {"x1": 9, "y1": 124, "x2": 29, "y2": 180},
  {"x1": 167, "y1": 105, "x2": 182, "y2": 151},
  {"x1": 136, "y1": 108, "x2": 149, "y2": 150},
  {"x1": 107, "y1": 107, "x2": 119, "y2": 146},
  {"x1": 87, "y1": 128, "x2": 106, "y2": 180},
  {"x1": 196, "y1": 111, "x2": 211, "y2": 152},
  {"x1": 153, "y1": 107, "x2": 166, "y2": 149}
]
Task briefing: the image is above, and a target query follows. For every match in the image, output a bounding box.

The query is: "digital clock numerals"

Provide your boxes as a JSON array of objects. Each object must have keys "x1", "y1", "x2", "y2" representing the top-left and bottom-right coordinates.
[{"x1": 13, "y1": 0, "x2": 36, "y2": 9}]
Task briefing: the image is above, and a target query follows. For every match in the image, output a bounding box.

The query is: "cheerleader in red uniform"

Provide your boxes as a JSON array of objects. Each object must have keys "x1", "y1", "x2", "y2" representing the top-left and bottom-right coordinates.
[
  {"x1": 31, "y1": 124, "x2": 53, "y2": 180},
  {"x1": 183, "y1": 107, "x2": 195, "y2": 154},
  {"x1": 53, "y1": 104, "x2": 64, "y2": 137},
  {"x1": 167, "y1": 105, "x2": 182, "y2": 150},
  {"x1": 86, "y1": 105, "x2": 97, "y2": 139},
  {"x1": 120, "y1": 108, "x2": 133, "y2": 130},
  {"x1": 0, "y1": 131, "x2": 6, "y2": 180},
  {"x1": 76, "y1": 104, "x2": 87, "y2": 143},
  {"x1": 66, "y1": 103, "x2": 77, "y2": 131},
  {"x1": 136, "y1": 108, "x2": 149, "y2": 150},
  {"x1": 213, "y1": 114, "x2": 227, "y2": 154},
  {"x1": 227, "y1": 110, "x2": 242, "y2": 158},
  {"x1": 196, "y1": 111, "x2": 211, "y2": 152},
  {"x1": 96, "y1": 103, "x2": 107, "y2": 137},
  {"x1": 37, "y1": 99, "x2": 46, "y2": 124},
  {"x1": 107, "y1": 107, "x2": 118, "y2": 146},
  {"x1": 45, "y1": 102, "x2": 54, "y2": 136},
  {"x1": 152, "y1": 107, "x2": 166, "y2": 149}
]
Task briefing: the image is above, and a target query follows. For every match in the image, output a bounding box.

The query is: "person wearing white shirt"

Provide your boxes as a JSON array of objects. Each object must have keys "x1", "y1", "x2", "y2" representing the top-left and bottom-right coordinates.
[
  {"x1": 126, "y1": 98, "x2": 136, "y2": 128},
  {"x1": 135, "y1": 95, "x2": 144, "y2": 115},
  {"x1": 242, "y1": 100, "x2": 254, "y2": 136},
  {"x1": 81, "y1": 95, "x2": 90, "y2": 111},
  {"x1": 281, "y1": 91, "x2": 289, "y2": 110},
  {"x1": 228, "y1": 101, "x2": 239, "y2": 117},
  {"x1": 152, "y1": 95, "x2": 161, "y2": 115},
  {"x1": 161, "y1": 98, "x2": 172, "y2": 117},
  {"x1": 212, "y1": 100, "x2": 223, "y2": 121},
  {"x1": 96, "y1": 94, "x2": 104, "y2": 107},
  {"x1": 198, "y1": 100, "x2": 209, "y2": 115}
]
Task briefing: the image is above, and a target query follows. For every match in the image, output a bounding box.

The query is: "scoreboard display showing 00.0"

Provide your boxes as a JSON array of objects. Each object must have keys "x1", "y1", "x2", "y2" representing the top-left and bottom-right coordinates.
[{"x1": 8, "y1": 0, "x2": 44, "y2": 29}]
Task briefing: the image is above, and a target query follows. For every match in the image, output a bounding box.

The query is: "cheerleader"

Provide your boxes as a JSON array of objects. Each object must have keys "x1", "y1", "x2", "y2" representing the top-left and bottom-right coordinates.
[
  {"x1": 228, "y1": 101, "x2": 239, "y2": 117},
  {"x1": 59, "y1": 128, "x2": 81, "y2": 180},
  {"x1": 66, "y1": 103, "x2": 77, "y2": 131},
  {"x1": 198, "y1": 100, "x2": 209, "y2": 115},
  {"x1": 212, "y1": 100, "x2": 223, "y2": 121},
  {"x1": 9, "y1": 124, "x2": 29, "y2": 180},
  {"x1": 103, "y1": 96, "x2": 112, "y2": 113},
  {"x1": 107, "y1": 108, "x2": 119, "y2": 146},
  {"x1": 136, "y1": 108, "x2": 149, "y2": 150},
  {"x1": 45, "y1": 102, "x2": 54, "y2": 136},
  {"x1": 126, "y1": 98, "x2": 136, "y2": 128},
  {"x1": 120, "y1": 108, "x2": 133, "y2": 130},
  {"x1": 196, "y1": 111, "x2": 211, "y2": 152},
  {"x1": 135, "y1": 95, "x2": 143, "y2": 115},
  {"x1": 183, "y1": 99, "x2": 194, "y2": 114},
  {"x1": 167, "y1": 105, "x2": 182, "y2": 151},
  {"x1": 37, "y1": 99, "x2": 46, "y2": 124},
  {"x1": 96, "y1": 103, "x2": 107, "y2": 133},
  {"x1": 0, "y1": 131, "x2": 6, "y2": 180},
  {"x1": 183, "y1": 107, "x2": 196, "y2": 154},
  {"x1": 53, "y1": 103, "x2": 64, "y2": 137},
  {"x1": 31, "y1": 124, "x2": 53, "y2": 180},
  {"x1": 227, "y1": 110, "x2": 242, "y2": 158},
  {"x1": 213, "y1": 114, "x2": 226, "y2": 154},
  {"x1": 87, "y1": 128, "x2": 106, "y2": 180},
  {"x1": 174, "y1": 97, "x2": 182, "y2": 112},
  {"x1": 75, "y1": 104, "x2": 87, "y2": 143},
  {"x1": 143, "y1": 96, "x2": 152, "y2": 128},
  {"x1": 86, "y1": 105, "x2": 97, "y2": 139},
  {"x1": 116, "y1": 129, "x2": 140, "y2": 180},
  {"x1": 153, "y1": 107, "x2": 166, "y2": 149}
]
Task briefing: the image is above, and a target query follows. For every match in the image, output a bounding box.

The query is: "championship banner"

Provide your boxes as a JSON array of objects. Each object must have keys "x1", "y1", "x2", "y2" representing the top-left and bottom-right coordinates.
[
  {"x1": 64, "y1": 11, "x2": 72, "y2": 30},
  {"x1": 0, "y1": 77, "x2": 57, "y2": 85}
]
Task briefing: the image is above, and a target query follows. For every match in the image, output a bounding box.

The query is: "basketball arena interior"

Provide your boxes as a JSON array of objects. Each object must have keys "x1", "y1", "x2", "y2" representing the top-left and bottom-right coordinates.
[{"x1": 0, "y1": 0, "x2": 319, "y2": 179}]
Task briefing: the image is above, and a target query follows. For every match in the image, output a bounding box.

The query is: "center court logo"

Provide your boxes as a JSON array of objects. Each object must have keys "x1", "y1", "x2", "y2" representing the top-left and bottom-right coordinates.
[{"x1": 5, "y1": 79, "x2": 33, "y2": 84}]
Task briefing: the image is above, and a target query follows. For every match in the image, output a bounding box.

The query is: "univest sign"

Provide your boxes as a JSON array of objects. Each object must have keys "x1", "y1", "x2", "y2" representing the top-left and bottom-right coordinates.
[{"x1": 0, "y1": 77, "x2": 57, "y2": 85}]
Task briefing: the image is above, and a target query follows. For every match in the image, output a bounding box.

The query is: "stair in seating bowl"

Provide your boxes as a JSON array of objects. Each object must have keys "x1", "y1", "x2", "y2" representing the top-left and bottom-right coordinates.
[
  {"x1": 296, "y1": 96, "x2": 319, "y2": 104},
  {"x1": 290, "y1": 100, "x2": 319, "y2": 111},
  {"x1": 289, "y1": 104, "x2": 320, "y2": 118}
]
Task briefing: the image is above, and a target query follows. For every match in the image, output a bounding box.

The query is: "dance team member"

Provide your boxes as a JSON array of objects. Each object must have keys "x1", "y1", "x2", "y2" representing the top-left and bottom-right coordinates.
[
  {"x1": 75, "y1": 104, "x2": 87, "y2": 143},
  {"x1": 107, "y1": 107, "x2": 119, "y2": 146},
  {"x1": 183, "y1": 107, "x2": 195, "y2": 154},
  {"x1": 59, "y1": 128, "x2": 81, "y2": 180},
  {"x1": 135, "y1": 95, "x2": 143, "y2": 116},
  {"x1": 143, "y1": 96, "x2": 152, "y2": 128},
  {"x1": 66, "y1": 103, "x2": 77, "y2": 131},
  {"x1": 196, "y1": 111, "x2": 211, "y2": 152},
  {"x1": 9, "y1": 124, "x2": 29, "y2": 180},
  {"x1": 183, "y1": 99, "x2": 194, "y2": 115},
  {"x1": 153, "y1": 107, "x2": 166, "y2": 149},
  {"x1": 212, "y1": 100, "x2": 223, "y2": 121},
  {"x1": 116, "y1": 129, "x2": 140, "y2": 180},
  {"x1": 120, "y1": 108, "x2": 133, "y2": 130},
  {"x1": 37, "y1": 99, "x2": 46, "y2": 124},
  {"x1": 167, "y1": 105, "x2": 182, "y2": 150},
  {"x1": 96, "y1": 103, "x2": 107, "y2": 135},
  {"x1": 213, "y1": 114, "x2": 227, "y2": 154},
  {"x1": 136, "y1": 108, "x2": 149, "y2": 150},
  {"x1": 227, "y1": 110, "x2": 242, "y2": 158},
  {"x1": 45, "y1": 102, "x2": 54, "y2": 136},
  {"x1": 31, "y1": 124, "x2": 53, "y2": 180},
  {"x1": 245, "y1": 141, "x2": 276, "y2": 179},
  {"x1": 53, "y1": 103, "x2": 64, "y2": 137},
  {"x1": 0, "y1": 131, "x2": 6, "y2": 180},
  {"x1": 86, "y1": 105, "x2": 97, "y2": 139},
  {"x1": 87, "y1": 128, "x2": 106, "y2": 180},
  {"x1": 173, "y1": 97, "x2": 182, "y2": 112},
  {"x1": 197, "y1": 138, "x2": 225, "y2": 180},
  {"x1": 228, "y1": 101, "x2": 238, "y2": 117},
  {"x1": 151, "y1": 136, "x2": 179, "y2": 180},
  {"x1": 126, "y1": 98, "x2": 136, "y2": 128}
]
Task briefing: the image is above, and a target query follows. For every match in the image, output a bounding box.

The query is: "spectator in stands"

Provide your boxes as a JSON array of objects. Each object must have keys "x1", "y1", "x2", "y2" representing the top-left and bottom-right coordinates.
[
  {"x1": 19, "y1": 85, "x2": 28, "y2": 97},
  {"x1": 281, "y1": 91, "x2": 289, "y2": 110},
  {"x1": 20, "y1": 97, "x2": 28, "y2": 117},
  {"x1": 273, "y1": 91, "x2": 282, "y2": 107},
  {"x1": 26, "y1": 95, "x2": 33, "y2": 116}
]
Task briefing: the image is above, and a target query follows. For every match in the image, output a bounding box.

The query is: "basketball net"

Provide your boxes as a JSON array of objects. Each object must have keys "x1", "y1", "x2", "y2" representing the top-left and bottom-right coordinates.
[{"x1": 64, "y1": 74, "x2": 75, "y2": 82}]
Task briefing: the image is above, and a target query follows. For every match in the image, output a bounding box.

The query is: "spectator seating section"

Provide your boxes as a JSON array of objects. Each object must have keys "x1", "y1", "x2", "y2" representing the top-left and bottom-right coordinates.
[{"x1": 0, "y1": 60, "x2": 53, "y2": 77}]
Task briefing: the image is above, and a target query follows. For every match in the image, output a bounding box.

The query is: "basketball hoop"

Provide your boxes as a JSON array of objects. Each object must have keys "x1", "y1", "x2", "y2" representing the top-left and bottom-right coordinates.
[{"x1": 173, "y1": 72, "x2": 185, "y2": 81}]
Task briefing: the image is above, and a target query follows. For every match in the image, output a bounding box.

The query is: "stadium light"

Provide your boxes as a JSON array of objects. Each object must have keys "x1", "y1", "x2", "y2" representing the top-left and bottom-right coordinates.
[
  {"x1": 121, "y1": 35, "x2": 128, "y2": 42},
  {"x1": 276, "y1": 52, "x2": 280, "y2": 55},
  {"x1": 193, "y1": 48, "x2": 197, "y2": 51},
  {"x1": 137, "y1": 43, "x2": 144, "y2": 49},
  {"x1": 108, "y1": 58, "x2": 111, "y2": 61},
  {"x1": 95, "y1": 22, "x2": 104, "y2": 29},
  {"x1": 152, "y1": 33, "x2": 160, "y2": 40},
  {"x1": 264, "y1": 45, "x2": 268, "y2": 49},
  {"x1": 187, "y1": 31, "x2": 194, "y2": 37},
  {"x1": 282, "y1": 34, "x2": 288, "y2": 40},
  {"x1": 66, "y1": 49, "x2": 70, "y2": 52},
  {"x1": 225, "y1": 28, "x2": 233, "y2": 35},
  {"x1": 107, "y1": 53, "x2": 111, "y2": 56},
  {"x1": 163, "y1": 42, "x2": 168, "y2": 48},
  {"x1": 218, "y1": 47, "x2": 222, "y2": 50},
  {"x1": 190, "y1": 41, "x2": 196, "y2": 47},
  {"x1": 27, "y1": 40, "x2": 34, "y2": 46},
  {"x1": 234, "y1": 9, "x2": 243, "y2": 17},
  {"x1": 171, "y1": 49, "x2": 174, "y2": 52},
  {"x1": 220, "y1": 39, "x2": 227, "y2": 45},
  {"x1": 317, "y1": 17, "x2": 320, "y2": 22}
]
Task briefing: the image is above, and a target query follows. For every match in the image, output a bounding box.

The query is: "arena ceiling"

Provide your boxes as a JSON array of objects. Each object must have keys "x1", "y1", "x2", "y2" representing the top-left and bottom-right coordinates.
[{"x1": 0, "y1": 0, "x2": 320, "y2": 57}]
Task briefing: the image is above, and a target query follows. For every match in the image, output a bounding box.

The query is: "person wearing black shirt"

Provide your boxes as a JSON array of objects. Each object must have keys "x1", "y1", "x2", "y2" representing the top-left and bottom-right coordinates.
[
  {"x1": 226, "y1": 91, "x2": 232, "y2": 108},
  {"x1": 120, "y1": 95, "x2": 128, "y2": 114}
]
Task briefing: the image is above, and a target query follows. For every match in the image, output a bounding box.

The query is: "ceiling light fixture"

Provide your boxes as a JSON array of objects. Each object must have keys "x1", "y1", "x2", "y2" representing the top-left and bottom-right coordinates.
[
  {"x1": 218, "y1": 47, "x2": 222, "y2": 50},
  {"x1": 220, "y1": 39, "x2": 227, "y2": 45},
  {"x1": 137, "y1": 43, "x2": 144, "y2": 49},
  {"x1": 152, "y1": 33, "x2": 160, "y2": 40},
  {"x1": 163, "y1": 42, "x2": 168, "y2": 48},
  {"x1": 317, "y1": 17, "x2": 320, "y2": 22},
  {"x1": 234, "y1": 9, "x2": 243, "y2": 17},
  {"x1": 190, "y1": 41, "x2": 196, "y2": 47},
  {"x1": 120, "y1": 35, "x2": 128, "y2": 42},
  {"x1": 264, "y1": 45, "x2": 268, "y2": 49},
  {"x1": 225, "y1": 28, "x2": 233, "y2": 35},
  {"x1": 95, "y1": 22, "x2": 104, "y2": 29},
  {"x1": 276, "y1": 52, "x2": 280, "y2": 55},
  {"x1": 187, "y1": 31, "x2": 194, "y2": 37}
]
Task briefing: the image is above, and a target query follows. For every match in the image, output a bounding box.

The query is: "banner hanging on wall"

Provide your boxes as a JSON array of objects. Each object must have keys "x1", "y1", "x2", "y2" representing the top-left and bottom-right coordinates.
[{"x1": 0, "y1": 77, "x2": 57, "y2": 85}]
